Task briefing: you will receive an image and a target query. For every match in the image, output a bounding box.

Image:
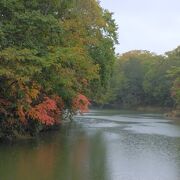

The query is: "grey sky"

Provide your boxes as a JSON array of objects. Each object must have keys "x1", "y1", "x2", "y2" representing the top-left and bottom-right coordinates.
[{"x1": 100, "y1": 0, "x2": 180, "y2": 55}]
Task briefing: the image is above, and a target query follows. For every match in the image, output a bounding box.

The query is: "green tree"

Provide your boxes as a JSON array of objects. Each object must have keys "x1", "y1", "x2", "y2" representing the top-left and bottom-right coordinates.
[
  {"x1": 111, "y1": 49, "x2": 179, "y2": 108},
  {"x1": 0, "y1": 0, "x2": 118, "y2": 138}
]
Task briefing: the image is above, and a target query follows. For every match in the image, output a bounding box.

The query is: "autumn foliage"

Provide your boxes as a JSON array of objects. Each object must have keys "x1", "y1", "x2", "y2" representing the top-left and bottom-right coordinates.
[
  {"x1": 27, "y1": 97, "x2": 59, "y2": 125},
  {"x1": 0, "y1": 0, "x2": 117, "y2": 139},
  {"x1": 72, "y1": 94, "x2": 91, "y2": 113},
  {"x1": 16, "y1": 93, "x2": 65, "y2": 126}
]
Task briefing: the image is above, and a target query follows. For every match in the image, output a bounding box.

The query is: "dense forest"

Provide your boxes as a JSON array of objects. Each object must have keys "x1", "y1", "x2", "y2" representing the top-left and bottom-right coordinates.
[
  {"x1": 110, "y1": 48, "x2": 180, "y2": 114},
  {"x1": 0, "y1": 0, "x2": 118, "y2": 139},
  {"x1": 0, "y1": 0, "x2": 179, "y2": 140}
]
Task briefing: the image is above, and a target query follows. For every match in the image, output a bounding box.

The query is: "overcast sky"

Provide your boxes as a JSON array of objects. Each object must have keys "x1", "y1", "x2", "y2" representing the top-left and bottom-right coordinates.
[{"x1": 100, "y1": 0, "x2": 180, "y2": 55}]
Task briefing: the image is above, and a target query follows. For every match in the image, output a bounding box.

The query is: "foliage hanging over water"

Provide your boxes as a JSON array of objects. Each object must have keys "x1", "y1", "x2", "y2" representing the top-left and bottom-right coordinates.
[{"x1": 0, "y1": 0, "x2": 118, "y2": 139}]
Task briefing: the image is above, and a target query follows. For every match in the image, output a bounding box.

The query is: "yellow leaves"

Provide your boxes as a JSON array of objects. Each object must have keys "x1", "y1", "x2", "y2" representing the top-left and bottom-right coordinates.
[
  {"x1": 15, "y1": 82, "x2": 40, "y2": 124},
  {"x1": 29, "y1": 88, "x2": 39, "y2": 99},
  {"x1": 18, "y1": 81, "x2": 40, "y2": 101},
  {"x1": 29, "y1": 84, "x2": 40, "y2": 100}
]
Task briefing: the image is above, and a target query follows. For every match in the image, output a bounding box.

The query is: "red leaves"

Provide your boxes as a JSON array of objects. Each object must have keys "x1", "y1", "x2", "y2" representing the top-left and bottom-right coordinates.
[
  {"x1": 72, "y1": 94, "x2": 90, "y2": 113},
  {"x1": 23, "y1": 93, "x2": 90, "y2": 125},
  {"x1": 28, "y1": 97, "x2": 61, "y2": 125},
  {"x1": 15, "y1": 92, "x2": 90, "y2": 126},
  {"x1": 17, "y1": 105, "x2": 26, "y2": 123},
  {"x1": 14, "y1": 81, "x2": 64, "y2": 126}
]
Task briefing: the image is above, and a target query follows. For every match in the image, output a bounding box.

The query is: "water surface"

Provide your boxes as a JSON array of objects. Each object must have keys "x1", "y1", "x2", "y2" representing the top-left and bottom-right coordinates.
[{"x1": 0, "y1": 110, "x2": 180, "y2": 180}]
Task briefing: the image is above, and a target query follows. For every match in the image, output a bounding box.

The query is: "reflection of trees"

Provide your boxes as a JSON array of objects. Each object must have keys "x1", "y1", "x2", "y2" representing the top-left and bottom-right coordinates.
[
  {"x1": 0, "y1": 122, "x2": 109, "y2": 180},
  {"x1": 88, "y1": 132, "x2": 109, "y2": 180},
  {"x1": 15, "y1": 143, "x2": 57, "y2": 180},
  {"x1": 0, "y1": 140, "x2": 58, "y2": 180},
  {"x1": 54, "y1": 127, "x2": 109, "y2": 180}
]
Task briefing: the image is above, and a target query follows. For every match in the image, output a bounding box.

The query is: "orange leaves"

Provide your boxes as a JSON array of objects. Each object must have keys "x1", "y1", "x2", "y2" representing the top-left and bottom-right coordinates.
[
  {"x1": 9, "y1": 80, "x2": 90, "y2": 127},
  {"x1": 21, "y1": 82, "x2": 40, "y2": 102},
  {"x1": 28, "y1": 97, "x2": 62, "y2": 125},
  {"x1": 17, "y1": 105, "x2": 26, "y2": 123},
  {"x1": 29, "y1": 87, "x2": 40, "y2": 100},
  {"x1": 14, "y1": 80, "x2": 64, "y2": 126},
  {"x1": 72, "y1": 94, "x2": 90, "y2": 113}
]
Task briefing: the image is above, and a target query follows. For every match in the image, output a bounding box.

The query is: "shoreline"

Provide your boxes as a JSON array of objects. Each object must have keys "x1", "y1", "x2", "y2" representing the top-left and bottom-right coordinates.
[{"x1": 92, "y1": 105, "x2": 180, "y2": 119}]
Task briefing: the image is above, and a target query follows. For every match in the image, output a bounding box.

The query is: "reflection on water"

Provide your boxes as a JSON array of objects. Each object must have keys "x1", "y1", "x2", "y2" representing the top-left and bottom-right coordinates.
[{"x1": 0, "y1": 110, "x2": 180, "y2": 180}]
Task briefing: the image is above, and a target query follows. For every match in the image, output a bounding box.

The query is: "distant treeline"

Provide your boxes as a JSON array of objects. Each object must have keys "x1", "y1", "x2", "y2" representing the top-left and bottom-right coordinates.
[{"x1": 110, "y1": 48, "x2": 180, "y2": 114}]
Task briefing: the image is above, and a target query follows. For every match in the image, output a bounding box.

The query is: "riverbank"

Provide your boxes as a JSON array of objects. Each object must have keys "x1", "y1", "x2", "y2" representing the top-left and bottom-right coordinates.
[
  {"x1": 165, "y1": 109, "x2": 180, "y2": 119},
  {"x1": 137, "y1": 107, "x2": 180, "y2": 120},
  {"x1": 0, "y1": 123, "x2": 62, "y2": 142},
  {"x1": 93, "y1": 104, "x2": 180, "y2": 119}
]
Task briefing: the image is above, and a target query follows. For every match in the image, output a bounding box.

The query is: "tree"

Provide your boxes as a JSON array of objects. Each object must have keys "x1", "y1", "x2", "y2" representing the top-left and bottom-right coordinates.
[
  {"x1": 166, "y1": 46, "x2": 180, "y2": 108},
  {"x1": 110, "y1": 49, "x2": 179, "y2": 108},
  {"x1": 0, "y1": 0, "x2": 118, "y2": 138}
]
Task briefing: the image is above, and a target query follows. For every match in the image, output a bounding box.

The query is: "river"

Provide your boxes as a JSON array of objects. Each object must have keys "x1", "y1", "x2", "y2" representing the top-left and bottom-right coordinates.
[{"x1": 0, "y1": 110, "x2": 180, "y2": 180}]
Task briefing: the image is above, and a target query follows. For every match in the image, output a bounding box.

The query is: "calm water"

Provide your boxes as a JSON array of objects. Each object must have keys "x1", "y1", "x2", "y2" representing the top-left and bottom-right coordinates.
[{"x1": 0, "y1": 110, "x2": 180, "y2": 180}]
